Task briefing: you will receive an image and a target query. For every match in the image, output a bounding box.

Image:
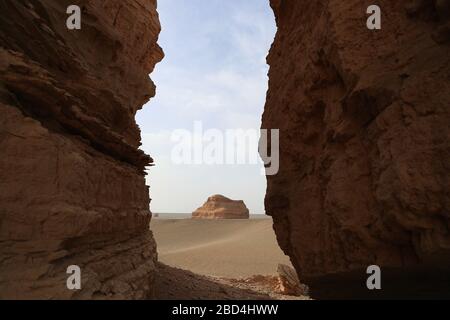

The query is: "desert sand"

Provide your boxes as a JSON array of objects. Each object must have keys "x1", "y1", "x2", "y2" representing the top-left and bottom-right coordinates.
[{"x1": 151, "y1": 217, "x2": 292, "y2": 278}]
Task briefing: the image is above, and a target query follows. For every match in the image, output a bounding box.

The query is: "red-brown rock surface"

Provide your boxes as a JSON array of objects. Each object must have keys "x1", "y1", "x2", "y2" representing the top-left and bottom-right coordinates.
[
  {"x1": 193, "y1": 195, "x2": 250, "y2": 219},
  {"x1": 0, "y1": 0, "x2": 163, "y2": 299},
  {"x1": 263, "y1": 0, "x2": 450, "y2": 297}
]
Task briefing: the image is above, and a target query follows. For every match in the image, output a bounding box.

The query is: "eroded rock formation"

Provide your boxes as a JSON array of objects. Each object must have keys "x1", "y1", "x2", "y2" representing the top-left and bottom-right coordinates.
[
  {"x1": 263, "y1": 0, "x2": 450, "y2": 298},
  {"x1": 192, "y1": 195, "x2": 250, "y2": 219},
  {"x1": 0, "y1": 0, "x2": 163, "y2": 299}
]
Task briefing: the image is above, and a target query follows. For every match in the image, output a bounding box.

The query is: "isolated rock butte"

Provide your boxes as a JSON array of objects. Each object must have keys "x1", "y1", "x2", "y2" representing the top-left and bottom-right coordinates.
[
  {"x1": 0, "y1": 0, "x2": 163, "y2": 299},
  {"x1": 192, "y1": 195, "x2": 250, "y2": 219},
  {"x1": 262, "y1": 0, "x2": 450, "y2": 298}
]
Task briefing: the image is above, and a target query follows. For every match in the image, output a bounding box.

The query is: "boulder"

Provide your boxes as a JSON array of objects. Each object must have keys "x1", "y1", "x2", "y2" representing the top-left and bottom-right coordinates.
[{"x1": 276, "y1": 264, "x2": 309, "y2": 297}]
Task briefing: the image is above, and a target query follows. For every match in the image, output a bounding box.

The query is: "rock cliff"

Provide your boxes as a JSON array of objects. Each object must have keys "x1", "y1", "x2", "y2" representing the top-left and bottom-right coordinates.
[
  {"x1": 0, "y1": 0, "x2": 163, "y2": 299},
  {"x1": 193, "y1": 195, "x2": 250, "y2": 219},
  {"x1": 263, "y1": 0, "x2": 450, "y2": 298}
]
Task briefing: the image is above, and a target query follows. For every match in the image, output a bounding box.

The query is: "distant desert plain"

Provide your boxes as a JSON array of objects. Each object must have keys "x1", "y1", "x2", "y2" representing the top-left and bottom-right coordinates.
[{"x1": 151, "y1": 216, "x2": 292, "y2": 278}]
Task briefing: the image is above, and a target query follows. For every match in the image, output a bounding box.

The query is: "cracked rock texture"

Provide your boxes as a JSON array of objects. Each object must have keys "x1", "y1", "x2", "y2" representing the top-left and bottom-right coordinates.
[
  {"x1": 263, "y1": 0, "x2": 450, "y2": 297},
  {"x1": 0, "y1": 0, "x2": 163, "y2": 299}
]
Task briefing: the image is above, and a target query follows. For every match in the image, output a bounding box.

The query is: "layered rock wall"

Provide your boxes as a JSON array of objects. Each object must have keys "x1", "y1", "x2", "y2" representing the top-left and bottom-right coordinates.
[
  {"x1": 263, "y1": 0, "x2": 450, "y2": 297},
  {"x1": 0, "y1": 0, "x2": 163, "y2": 299}
]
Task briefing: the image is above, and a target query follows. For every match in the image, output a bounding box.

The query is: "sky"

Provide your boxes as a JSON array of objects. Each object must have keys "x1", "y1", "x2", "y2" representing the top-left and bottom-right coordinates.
[{"x1": 136, "y1": 0, "x2": 276, "y2": 214}]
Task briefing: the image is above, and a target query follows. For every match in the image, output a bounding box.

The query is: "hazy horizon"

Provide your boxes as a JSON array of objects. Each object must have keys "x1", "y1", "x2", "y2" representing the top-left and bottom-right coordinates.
[{"x1": 137, "y1": 0, "x2": 276, "y2": 214}]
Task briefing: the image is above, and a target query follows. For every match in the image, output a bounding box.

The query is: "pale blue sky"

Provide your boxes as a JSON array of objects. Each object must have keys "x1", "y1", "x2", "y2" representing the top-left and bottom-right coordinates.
[{"x1": 137, "y1": 0, "x2": 276, "y2": 214}]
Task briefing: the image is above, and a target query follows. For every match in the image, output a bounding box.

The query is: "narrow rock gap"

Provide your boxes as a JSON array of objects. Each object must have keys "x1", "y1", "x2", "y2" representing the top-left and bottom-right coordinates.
[{"x1": 140, "y1": 0, "x2": 305, "y2": 300}]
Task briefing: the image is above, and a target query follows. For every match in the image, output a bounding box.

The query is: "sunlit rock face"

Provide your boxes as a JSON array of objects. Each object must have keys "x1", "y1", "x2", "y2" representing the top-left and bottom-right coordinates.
[
  {"x1": 193, "y1": 195, "x2": 250, "y2": 220},
  {"x1": 0, "y1": 0, "x2": 163, "y2": 299},
  {"x1": 263, "y1": 0, "x2": 450, "y2": 298}
]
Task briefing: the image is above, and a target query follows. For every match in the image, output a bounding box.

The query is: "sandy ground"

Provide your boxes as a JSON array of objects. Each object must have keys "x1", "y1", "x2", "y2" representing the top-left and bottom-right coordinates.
[{"x1": 151, "y1": 218, "x2": 292, "y2": 278}]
